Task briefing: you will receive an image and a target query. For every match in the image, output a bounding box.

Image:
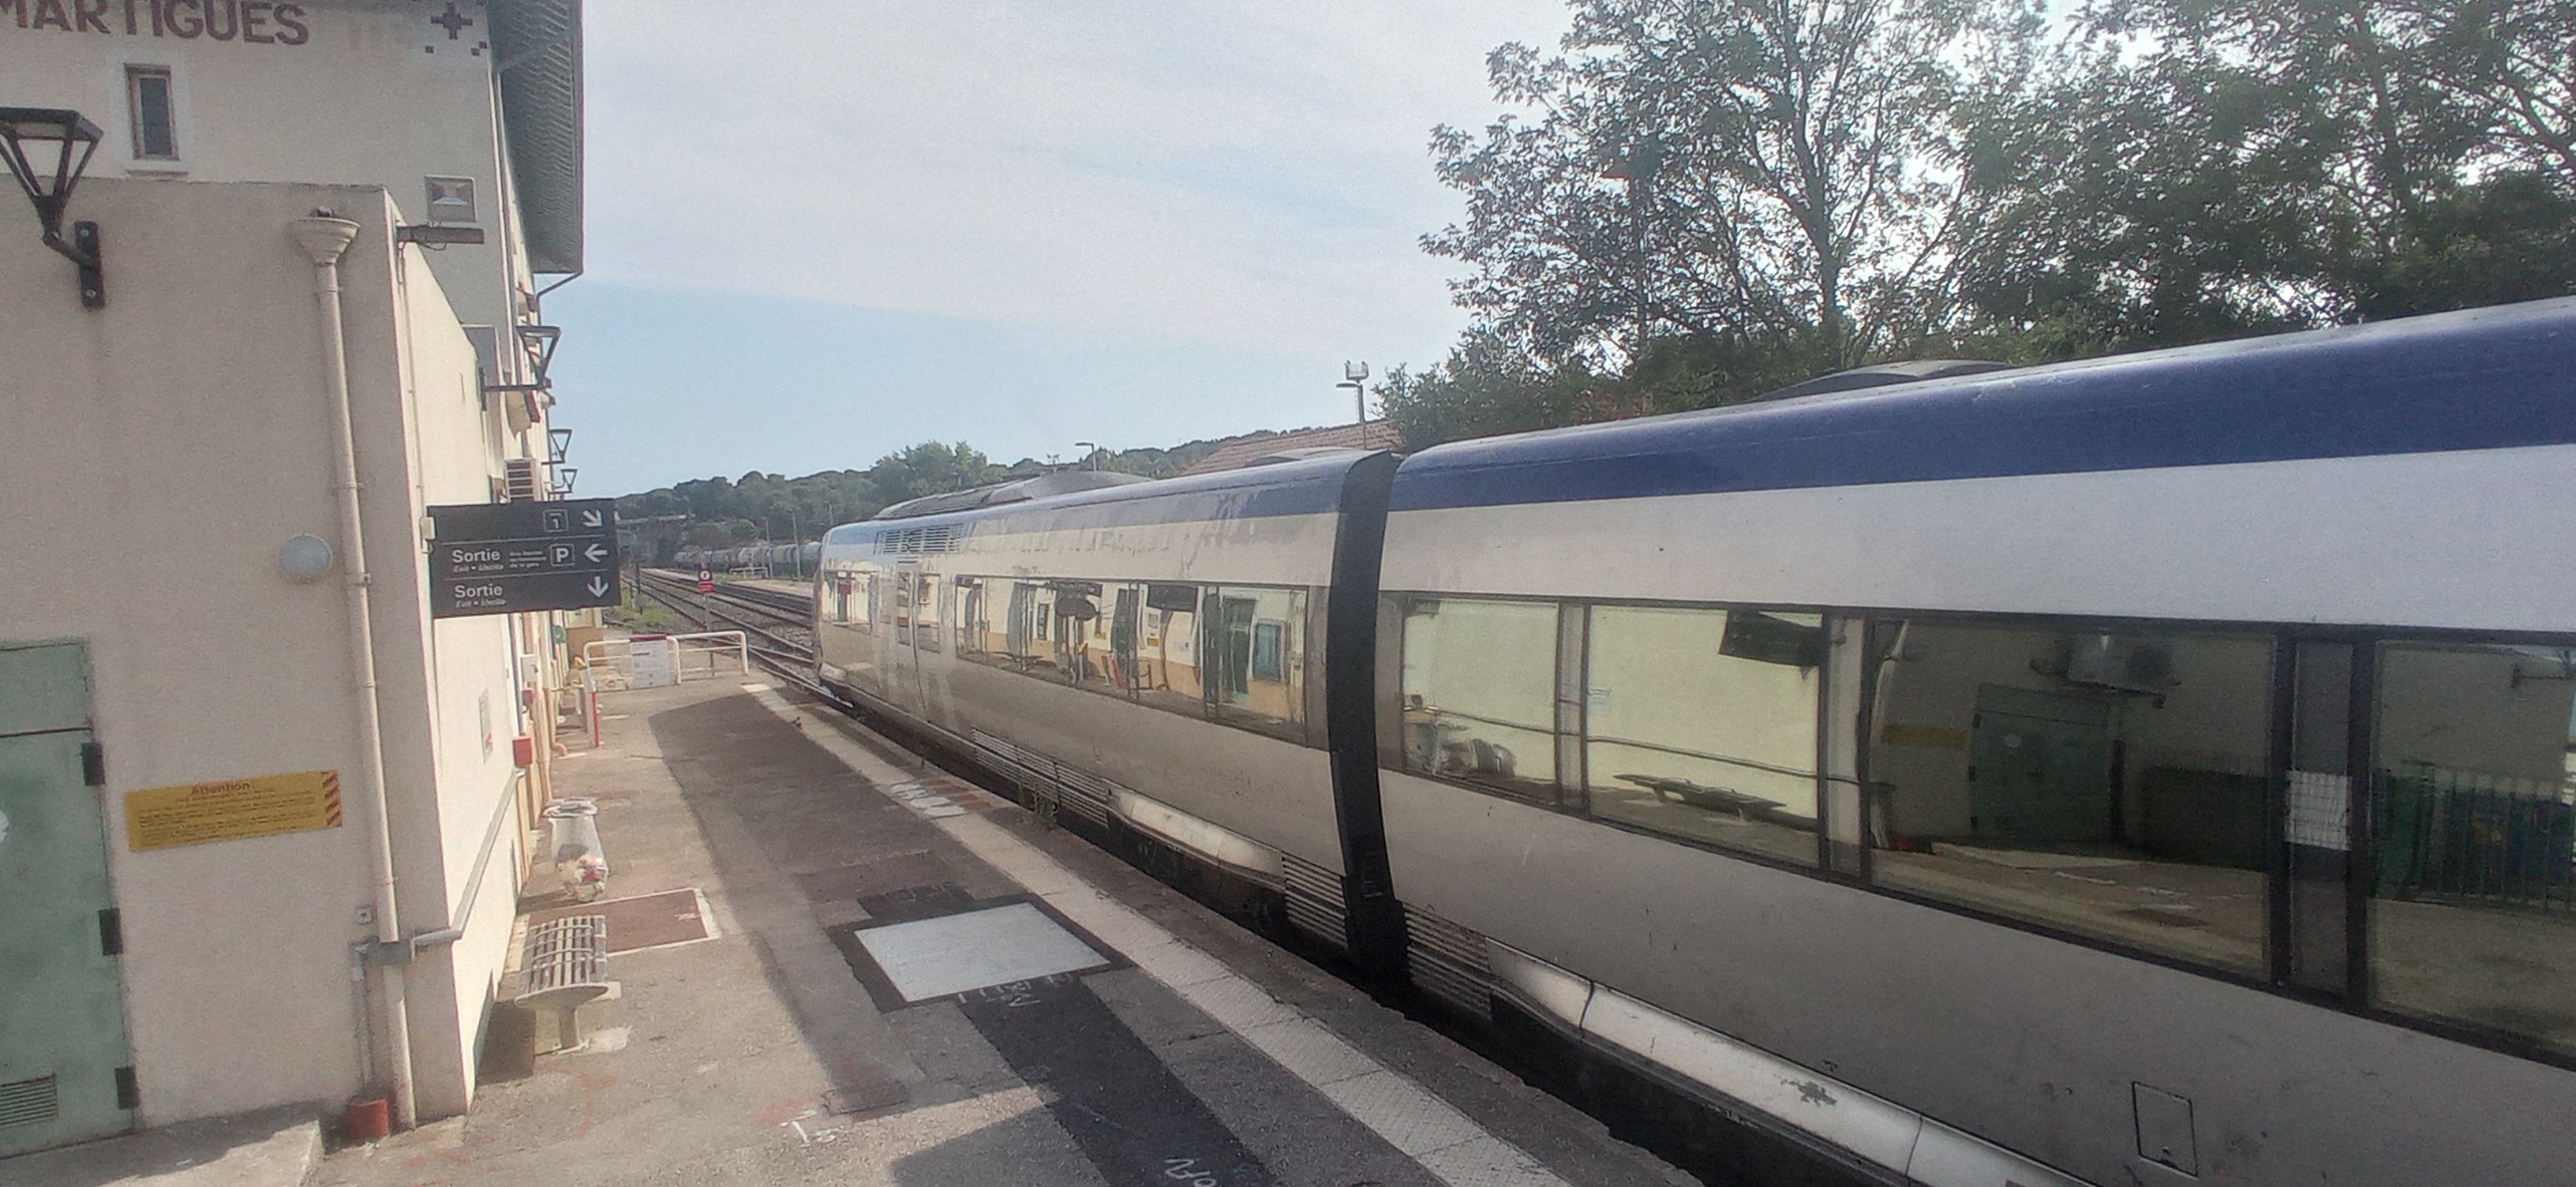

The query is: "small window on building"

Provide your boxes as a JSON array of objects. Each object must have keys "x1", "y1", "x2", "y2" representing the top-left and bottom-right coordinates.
[{"x1": 126, "y1": 66, "x2": 178, "y2": 160}]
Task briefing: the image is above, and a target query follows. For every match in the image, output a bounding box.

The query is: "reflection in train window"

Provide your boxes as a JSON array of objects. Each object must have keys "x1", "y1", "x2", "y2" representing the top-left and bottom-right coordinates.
[
  {"x1": 944, "y1": 576, "x2": 1305, "y2": 740},
  {"x1": 1866, "y1": 620, "x2": 2271, "y2": 975},
  {"x1": 912, "y1": 573, "x2": 940, "y2": 652},
  {"x1": 1401, "y1": 597, "x2": 1558, "y2": 802},
  {"x1": 1201, "y1": 586, "x2": 1307, "y2": 740},
  {"x1": 1584, "y1": 605, "x2": 1822, "y2": 866},
  {"x1": 2371, "y1": 642, "x2": 2576, "y2": 1058}
]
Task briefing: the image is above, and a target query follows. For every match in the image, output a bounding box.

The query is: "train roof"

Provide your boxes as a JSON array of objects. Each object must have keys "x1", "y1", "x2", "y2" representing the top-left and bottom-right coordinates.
[
  {"x1": 822, "y1": 448, "x2": 1380, "y2": 547},
  {"x1": 1391, "y1": 297, "x2": 2576, "y2": 512}
]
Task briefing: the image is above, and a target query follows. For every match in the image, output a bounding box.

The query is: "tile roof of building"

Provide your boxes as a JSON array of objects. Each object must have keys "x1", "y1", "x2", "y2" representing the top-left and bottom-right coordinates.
[{"x1": 1176, "y1": 421, "x2": 1406, "y2": 477}]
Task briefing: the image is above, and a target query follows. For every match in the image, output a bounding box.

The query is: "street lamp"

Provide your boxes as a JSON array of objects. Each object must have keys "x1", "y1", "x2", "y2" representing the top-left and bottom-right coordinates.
[
  {"x1": 1075, "y1": 441, "x2": 1099, "y2": 471},
  {"x1": 0, "y1": 107, "x2": 107, "y2": 309},
  {"x1": 1338, "y1": 361, "x2": 1369, "y2": 425},
  {"x1": 547, "y1": 426, "x2": 572, "y2": 466}
]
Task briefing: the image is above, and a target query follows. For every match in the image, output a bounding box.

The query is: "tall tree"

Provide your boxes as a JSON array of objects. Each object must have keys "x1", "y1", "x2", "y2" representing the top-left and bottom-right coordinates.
[{"x1": 1426, "y1": 0, "x2": 2042, "y2": 370}]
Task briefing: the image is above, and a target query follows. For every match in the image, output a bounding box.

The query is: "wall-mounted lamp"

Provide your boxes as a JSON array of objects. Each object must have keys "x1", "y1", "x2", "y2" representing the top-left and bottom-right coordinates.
[
  {"x1": 279, "y1": 533, "x2": 335, "y2": 582},
  {"x1": 549, "y1": 466, "x2": 578, "y2": 496},
  {"x1": 0, "y1": 107, "x2": 107, "y2": 309},
  {"x1": 548, "y1": 426, "x2": 572, "y2": 466},
  {"x1": 486, "y1": 324, "x2": 561, "y2": 395}
]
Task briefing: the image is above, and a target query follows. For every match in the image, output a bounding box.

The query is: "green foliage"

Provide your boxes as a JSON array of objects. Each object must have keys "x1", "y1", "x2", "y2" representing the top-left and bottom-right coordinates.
[
  {"x1": 612, "y1": 436, "x2": 1244, "y2": 564},
  {"x1": 1415, "y1": 0, "x2": 2576, "y2": 439}
]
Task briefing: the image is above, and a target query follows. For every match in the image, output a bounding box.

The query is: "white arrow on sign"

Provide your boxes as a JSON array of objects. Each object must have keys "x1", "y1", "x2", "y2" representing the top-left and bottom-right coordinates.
[
  {"x1": 580, "y1": 509, "x2": 604, "y2": 528},
  {"x1": 585, "y1": 543, "x2": 609, "y2": 563},
  {"x1": 586, "y1": 576, "x2": 610, "y2": 597}
]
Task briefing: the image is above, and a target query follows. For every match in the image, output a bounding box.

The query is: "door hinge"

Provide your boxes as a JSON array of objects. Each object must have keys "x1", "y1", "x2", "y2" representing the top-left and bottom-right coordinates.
[
  {"x1": 99, "y1": 908, "x2": 124, "y2": 956},
  {"x1": 114, "y1": 1066, "x2": 138, "y2": 1110},
  {"x1": 81, "y1": 741, "x2": 105, "y2": 786}
]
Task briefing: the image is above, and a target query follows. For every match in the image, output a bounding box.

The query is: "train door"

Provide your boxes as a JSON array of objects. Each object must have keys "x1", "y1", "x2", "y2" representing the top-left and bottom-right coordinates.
[
  {"x1": 887, "y1": 562, "x2": 923, "y2": 712},
  {"x1": 915, "y1": 570, "x2": 953, "y2": 725},
  {"x1": 0, "y1": 642, "x2": 134, "y2": 1157},
  {"x1": 1110, "y1": 586, "x2": 1140, "y2": 691},
  {"x1": 1968, "y1": 684, "x2": 2113, "y2": 841},
  {"x1": 1218, "y1": 597, "x2": 1258, "y2": 706}
]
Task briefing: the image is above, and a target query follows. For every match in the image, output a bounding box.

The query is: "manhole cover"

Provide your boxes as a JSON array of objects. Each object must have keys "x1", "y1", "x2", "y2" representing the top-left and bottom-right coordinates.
[{"x1": 853, "y1": 901, "x2": 1111, "y2": 1003}]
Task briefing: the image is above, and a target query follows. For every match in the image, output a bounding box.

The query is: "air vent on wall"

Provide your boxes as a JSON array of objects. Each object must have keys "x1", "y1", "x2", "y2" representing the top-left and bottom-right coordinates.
[
  {"x1": 0, "y1": 1074, "x2": 59, "y2": 1129},
  {"x1": 504, "y1": 458, "x2": 539, "y2": 501}
]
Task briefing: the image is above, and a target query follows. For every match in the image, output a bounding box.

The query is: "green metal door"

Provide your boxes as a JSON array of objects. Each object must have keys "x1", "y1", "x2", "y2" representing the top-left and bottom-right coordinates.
[
  {"x1": 0, "y1": 642, "x2": 133, "y2": 1156},
  {"x1": 1969, "y1": 684, "x2": 2113, "y2": 843}
]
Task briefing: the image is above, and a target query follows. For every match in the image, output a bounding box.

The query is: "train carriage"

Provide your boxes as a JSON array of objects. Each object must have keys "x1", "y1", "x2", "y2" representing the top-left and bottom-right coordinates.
[
  {"x1": 812, "y1": 296, "x2": 2576, "y2": 1187},
  {"x1": 1373, "y1": 297, "x2": 2576, "y2": 1185},
  {"x1": 814, "y1": 452, "x2": 1398, "y2": 947}
]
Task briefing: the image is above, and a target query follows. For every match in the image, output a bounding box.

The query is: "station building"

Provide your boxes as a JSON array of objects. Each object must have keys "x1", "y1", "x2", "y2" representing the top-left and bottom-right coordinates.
[{"x1": 0, "y1": 0, "x2": 586, "y2": 1155}]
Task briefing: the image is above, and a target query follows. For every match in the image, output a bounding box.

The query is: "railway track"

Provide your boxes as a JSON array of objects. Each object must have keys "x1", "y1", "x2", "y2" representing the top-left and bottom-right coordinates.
[{"x1": 631, "y1": 568, "x2": 827, "y2": 693}]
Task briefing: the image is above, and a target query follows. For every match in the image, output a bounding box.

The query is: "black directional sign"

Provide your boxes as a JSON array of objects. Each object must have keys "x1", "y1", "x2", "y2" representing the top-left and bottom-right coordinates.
[{"x1": 427, "y1": 498, "x2": 622, "y2": 619}]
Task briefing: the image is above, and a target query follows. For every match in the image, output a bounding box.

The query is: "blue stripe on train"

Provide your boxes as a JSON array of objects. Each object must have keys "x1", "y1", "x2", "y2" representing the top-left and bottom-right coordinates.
[
  {"x1": 823, "y1": 451, "x2": 1357, "y2": 545},
  {"x1": 1390, "y1": 298, "x2": 2576, "y2": 513}
]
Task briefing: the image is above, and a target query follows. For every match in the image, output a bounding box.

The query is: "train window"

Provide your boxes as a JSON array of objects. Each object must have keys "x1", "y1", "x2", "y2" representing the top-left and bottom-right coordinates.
[
  {"x1": 1201, "y1": 586, "x2": 1308, "y2": 740},
  {"x1": 1401, "y1": 597, "x2": 1558, "y2": 802},
  {"x1": 1583, "y1": 605, "x2": 1823, "y2": 866},
  {"x1": 2368, "y1": 642, "x2": 2576, "y2": 1058},
  {"x1": 1866, "y1": 620, "x2": 2271, "y2": 975},
  {"x1": 953, "y1": 579, "x2": 987, "y2": 657},
  {"x1": 912, "y1": 574, "x2": 940, "y2": 651},
  {"x1": 1000, "y1": 581, "x2": 1063, "y2": 679},
  {"x1": 1129, "y1": 582, "x2": 1208, "y2": 718}
]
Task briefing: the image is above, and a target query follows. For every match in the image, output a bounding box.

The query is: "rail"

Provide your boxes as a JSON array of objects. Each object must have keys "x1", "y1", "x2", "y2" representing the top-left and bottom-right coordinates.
[{"x1": 582, "y1": 631, "x2": 751, "y2": 689}]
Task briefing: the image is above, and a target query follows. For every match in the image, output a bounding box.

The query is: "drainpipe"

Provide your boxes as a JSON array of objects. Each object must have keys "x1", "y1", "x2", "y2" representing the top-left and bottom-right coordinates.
[{"x1": 292, "y1": 212, "x2": 417, "y2": 1130}]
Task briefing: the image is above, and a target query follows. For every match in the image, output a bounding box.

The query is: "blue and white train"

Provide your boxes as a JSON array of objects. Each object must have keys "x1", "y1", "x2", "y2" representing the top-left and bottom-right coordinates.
[{"x1": 814, "y1": 298, "x2": 2576, "y2": 1187}]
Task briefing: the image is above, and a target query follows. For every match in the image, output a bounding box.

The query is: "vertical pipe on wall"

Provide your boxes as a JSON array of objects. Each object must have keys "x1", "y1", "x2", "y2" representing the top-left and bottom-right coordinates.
[{"x1": 291, "y1": 212, "x2": 418, "y2": 1129}]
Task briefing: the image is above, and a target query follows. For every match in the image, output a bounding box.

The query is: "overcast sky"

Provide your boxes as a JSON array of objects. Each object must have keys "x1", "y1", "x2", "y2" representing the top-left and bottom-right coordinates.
[{"x1": 546, "y1": 0, "x2": 1575, "y2": 496}]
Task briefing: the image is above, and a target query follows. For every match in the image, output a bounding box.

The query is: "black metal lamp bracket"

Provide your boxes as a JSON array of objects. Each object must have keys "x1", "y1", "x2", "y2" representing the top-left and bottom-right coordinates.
[{"x1": 45, "y1": 219, "x2": 104, "y2": 309}]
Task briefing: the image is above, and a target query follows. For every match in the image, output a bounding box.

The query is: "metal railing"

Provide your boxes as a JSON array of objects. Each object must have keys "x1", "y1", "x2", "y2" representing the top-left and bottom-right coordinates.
[
  {"x1": 2375, "y1": 761, "x2": 2576, "y2": 912},
  {"x1": 580, "y1": 631, "x2": 750, "y2": 692}
]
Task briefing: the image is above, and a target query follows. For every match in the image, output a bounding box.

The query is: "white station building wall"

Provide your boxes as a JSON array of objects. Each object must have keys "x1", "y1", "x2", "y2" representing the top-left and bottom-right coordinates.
[{"x1": 0, "y1": 180, "x2": 526, "y2": 1125}]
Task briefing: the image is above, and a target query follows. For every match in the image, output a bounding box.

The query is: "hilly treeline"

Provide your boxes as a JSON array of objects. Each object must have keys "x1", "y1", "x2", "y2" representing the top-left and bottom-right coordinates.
[
  {"x1": 616, "y1": 439, "x2": 1226, "y2": 558},
  {"x1": 1387, "y1": 0, "x2": 2576, "y2": 446}
]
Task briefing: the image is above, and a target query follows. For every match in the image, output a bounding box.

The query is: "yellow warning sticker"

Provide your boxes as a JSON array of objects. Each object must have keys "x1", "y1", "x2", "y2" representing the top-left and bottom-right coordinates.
[{"x1": 125, "y1": 770, "x2": 345, "y2": 852}]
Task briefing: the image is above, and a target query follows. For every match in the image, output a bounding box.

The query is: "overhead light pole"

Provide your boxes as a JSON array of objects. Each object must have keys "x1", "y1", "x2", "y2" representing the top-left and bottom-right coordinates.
[
  {"x1": 1075, "y1": 441, "x2": 1099, "y2": 471},
  {"x1": 1339, "y1": 361, "x2": 1370, "y2": 425}
]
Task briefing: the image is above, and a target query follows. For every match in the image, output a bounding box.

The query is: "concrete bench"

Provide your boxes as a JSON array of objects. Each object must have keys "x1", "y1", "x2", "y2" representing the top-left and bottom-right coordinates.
[{"x1": 515, "y1": 914, "x2": 610, "y2": 1052}]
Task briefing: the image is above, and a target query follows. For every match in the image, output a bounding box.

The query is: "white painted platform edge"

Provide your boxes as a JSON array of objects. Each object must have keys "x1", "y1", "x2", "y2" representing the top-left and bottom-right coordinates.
[{"x1": 743, "y1": 684, "x2": 1573, "y2": 1187}]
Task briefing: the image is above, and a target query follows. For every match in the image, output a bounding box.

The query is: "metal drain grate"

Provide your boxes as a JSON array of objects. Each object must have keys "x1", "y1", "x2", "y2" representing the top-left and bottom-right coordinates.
[{"x1": 0, "y1": 1074, "x2": 58, "y2": 1129}]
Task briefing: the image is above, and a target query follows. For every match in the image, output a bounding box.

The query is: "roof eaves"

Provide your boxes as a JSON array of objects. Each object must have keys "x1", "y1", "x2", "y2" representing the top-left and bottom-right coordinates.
[{"x1": 489, "y1": 0, "x2": 582, "y2": 275}]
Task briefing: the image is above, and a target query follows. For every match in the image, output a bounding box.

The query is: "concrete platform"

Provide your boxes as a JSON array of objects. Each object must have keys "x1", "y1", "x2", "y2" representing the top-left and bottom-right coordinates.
[
  {"x1": 0, "y1": 1106, "x2": 319, "y2": 1187},
  {"x1": 314, "y1": 676, "x2": 1691, "y2": 1187}
]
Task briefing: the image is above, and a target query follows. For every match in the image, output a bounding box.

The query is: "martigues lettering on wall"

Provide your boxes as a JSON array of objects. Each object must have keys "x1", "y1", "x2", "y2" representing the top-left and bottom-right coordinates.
[{"x1": 2, "y1": 0, "x2": 313, "y2": 43}]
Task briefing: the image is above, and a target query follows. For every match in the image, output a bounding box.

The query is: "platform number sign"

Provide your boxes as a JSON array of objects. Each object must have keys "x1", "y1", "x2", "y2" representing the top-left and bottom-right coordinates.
[{"x1": 427, "y1": 499, "x2": 622, "y2": 618}]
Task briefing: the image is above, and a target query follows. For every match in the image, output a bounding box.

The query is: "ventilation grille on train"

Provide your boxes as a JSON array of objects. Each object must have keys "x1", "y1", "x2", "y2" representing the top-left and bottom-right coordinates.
[
  {"x1": 874, "y1": 523, "x2": 966, "y2": 556},
  {"x1": 1282, "y1": 854, "x2": 1347, "y2": 950},
  {"x1": 0, "y1": 1074, "x2": 58, "y2": 1129},
  {"x1": 970, "y1": 730, "x2": 1110, "y2": 826},
  {"x1": 1404, "y1": 906, "x2": 1493, "y2": 1020}
]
